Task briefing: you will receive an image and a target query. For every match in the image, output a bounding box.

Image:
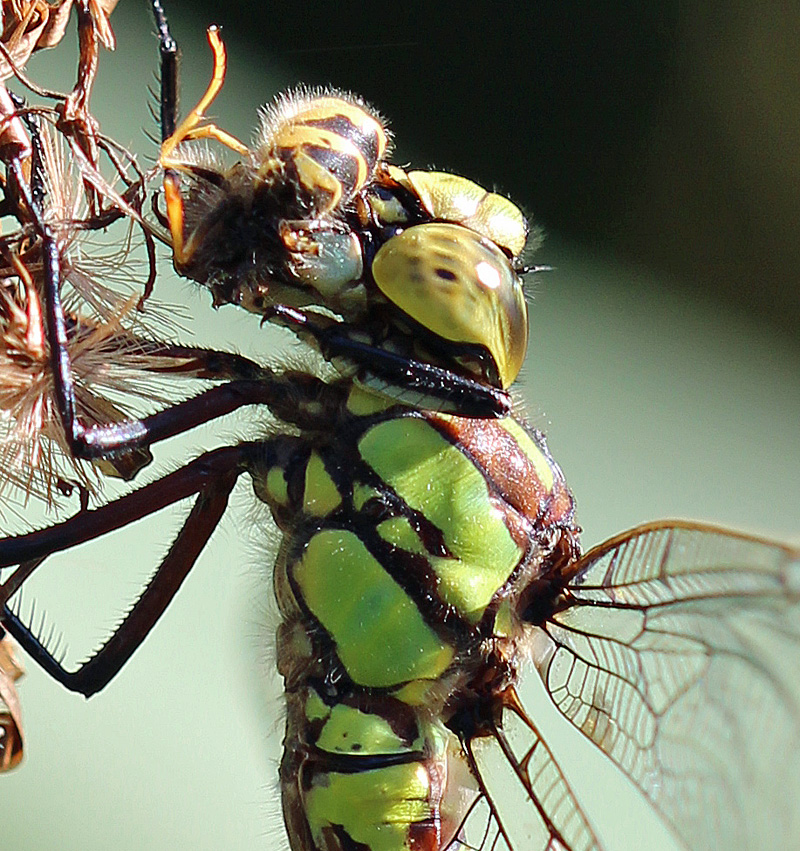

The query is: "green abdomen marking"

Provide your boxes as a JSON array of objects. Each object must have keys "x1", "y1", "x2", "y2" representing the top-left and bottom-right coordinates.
[
  {"x1": 274, "y1": 400, "x2": 572, "y2": 851},
  {"x1": 304, "y1": 761, "x2": 433, "y2": 851},
  {"x1": 359, "y1": 416, "x2": 523, "y2": 623},
  {"x1": 294, "y1": 529, "x2": 454, "y2": 687}
]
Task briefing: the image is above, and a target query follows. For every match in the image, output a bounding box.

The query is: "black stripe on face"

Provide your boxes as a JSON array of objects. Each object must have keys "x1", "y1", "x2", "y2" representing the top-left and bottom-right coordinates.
[
  {"x1": 303, "y1": 144, "x2": 362, "y2": 198},
  {"x1": 303, "y1": 114, "x2": 381, "y2": 170}
]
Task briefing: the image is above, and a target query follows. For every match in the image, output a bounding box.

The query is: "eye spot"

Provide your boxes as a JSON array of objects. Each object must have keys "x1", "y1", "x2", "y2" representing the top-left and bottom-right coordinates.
[{"x1": 435, "y1": 268, "x2": 457, "y2": 281}]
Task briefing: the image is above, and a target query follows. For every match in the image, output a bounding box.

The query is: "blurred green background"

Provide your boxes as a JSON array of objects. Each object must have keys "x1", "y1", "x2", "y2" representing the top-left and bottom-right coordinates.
[{"x1": 2, "y1": 1, "x2": 799, "y2": 850}]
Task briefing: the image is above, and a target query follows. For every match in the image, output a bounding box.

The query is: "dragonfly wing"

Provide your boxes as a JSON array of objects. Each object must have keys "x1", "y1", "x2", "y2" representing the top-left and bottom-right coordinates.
[
  {"x1": 534, "y1": 521, "x2": 800, "y2": 850},
  {"x1": 458, "y1": 702, "x2": 606, "y2": 851}
]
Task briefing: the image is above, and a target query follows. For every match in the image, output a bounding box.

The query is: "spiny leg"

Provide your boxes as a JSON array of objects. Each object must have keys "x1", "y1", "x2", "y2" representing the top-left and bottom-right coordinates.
[
  {"x1": 157, "y1": 24, "x2": 247, "y2": 162},
  {"x1": 266, "y1": 304, "x2": 512, "y2": 418},
  {"x1": 1, "y1": 443, "x2": 252, "y2": 697},
  {"x1": 151, "y1": 0, "x2": 178, "y2": 143}
]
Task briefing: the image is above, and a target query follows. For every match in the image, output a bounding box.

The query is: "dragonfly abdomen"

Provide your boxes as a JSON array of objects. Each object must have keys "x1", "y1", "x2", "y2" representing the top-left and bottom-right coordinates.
[{"x1": 252, "y1": 383, "x2": 579, "y2": 850}]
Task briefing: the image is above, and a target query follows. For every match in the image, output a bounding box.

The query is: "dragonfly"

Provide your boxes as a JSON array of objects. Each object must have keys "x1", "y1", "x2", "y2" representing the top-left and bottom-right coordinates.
[{"x1": 2, "y1": 3, "x2": 800, "y2": 850}]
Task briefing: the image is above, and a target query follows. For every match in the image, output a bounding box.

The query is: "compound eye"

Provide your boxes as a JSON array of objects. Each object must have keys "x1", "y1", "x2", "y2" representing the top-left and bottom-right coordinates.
[{"x1": 371, "y1": 223, "x2": 528, "y2": 388}]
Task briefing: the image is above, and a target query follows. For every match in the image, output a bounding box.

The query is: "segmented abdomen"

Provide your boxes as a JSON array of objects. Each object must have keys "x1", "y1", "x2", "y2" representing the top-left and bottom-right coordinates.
[{"x1": 256, "y1": 387, "x2": 575, "y2": 851}]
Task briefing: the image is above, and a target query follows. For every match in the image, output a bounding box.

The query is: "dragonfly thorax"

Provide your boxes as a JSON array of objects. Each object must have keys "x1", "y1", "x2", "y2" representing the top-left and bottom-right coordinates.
[{"x1": 247, "y1": 380, "x2": 579, "y2": 851}]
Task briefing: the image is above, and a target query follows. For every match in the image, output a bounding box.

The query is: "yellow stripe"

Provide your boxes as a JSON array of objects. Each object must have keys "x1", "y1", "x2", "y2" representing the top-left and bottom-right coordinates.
[{"x1": 499, "y1": 418, "x2": 555, "y2": 492}]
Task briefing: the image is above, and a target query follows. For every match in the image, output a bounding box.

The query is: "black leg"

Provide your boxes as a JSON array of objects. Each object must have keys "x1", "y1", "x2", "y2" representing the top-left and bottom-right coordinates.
[
  {"x1": 1, "y1": 443, "x2": 251, "y2": 696},
  {"x1": 66, "y1": 377, "x2": 298, "y2": 459},
  {"x1": 151, "y1": 0, "x2": 179, "y2": 143},
  {"x1": 266, "y1": 304, "x2": 512, "y2": 418},
  {"x1": 0, "y1": 445, "x2": 249, "y2": 571},
  {"x1": 7, "y1": 127, "x2": 324, "y2": 460}
]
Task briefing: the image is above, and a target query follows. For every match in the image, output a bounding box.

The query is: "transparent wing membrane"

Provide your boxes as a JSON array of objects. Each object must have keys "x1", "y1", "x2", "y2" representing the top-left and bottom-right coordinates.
[
  {"x1": 455, "y1": 697, "x2": 603, "y2": 851},
  {"x1": 536, "y1": 522, "x2": 800, "y2": 850}
]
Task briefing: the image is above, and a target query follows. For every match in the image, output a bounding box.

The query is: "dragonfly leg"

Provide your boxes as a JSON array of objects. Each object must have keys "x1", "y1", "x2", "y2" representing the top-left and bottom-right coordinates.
[
  {"x1": 4, "y1": 122, "x2": 337, "y2": 463},
  {"x1": 266, "y1": 304, "x2": 512, "y2": 418},
  {"x1": 3, "y1": 145, "x2": 319, "y2": 462},
  {"x1": 1, "y1": 443, "x2": 249, "y2": 697},
  {"x1": 151, "y1": 0, "x2": 178, "y2": 144},
  {"x1": 150, "y1": 2, "x2": 246, "y2": 266}
]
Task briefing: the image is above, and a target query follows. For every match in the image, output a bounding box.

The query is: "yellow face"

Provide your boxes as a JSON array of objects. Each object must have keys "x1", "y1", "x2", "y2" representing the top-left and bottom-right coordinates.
[{"x1": 256, "y1": 90, "x2": 390, "y2": 218}]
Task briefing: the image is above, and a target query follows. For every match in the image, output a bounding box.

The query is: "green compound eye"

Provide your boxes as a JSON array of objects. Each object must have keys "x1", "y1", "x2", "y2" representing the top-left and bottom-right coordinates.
[{"x1": 371, "y1": 222, "x2": 528, "y2": 388}]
